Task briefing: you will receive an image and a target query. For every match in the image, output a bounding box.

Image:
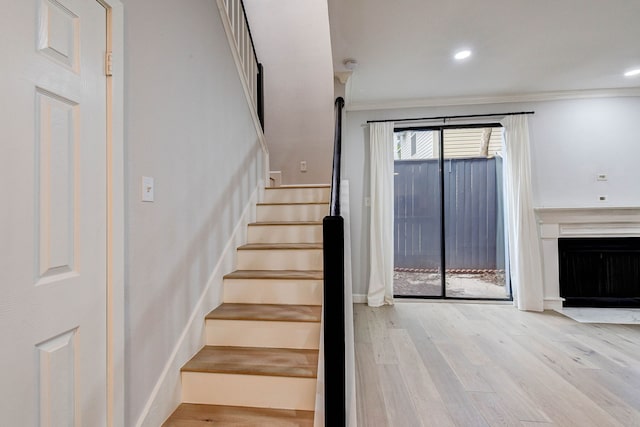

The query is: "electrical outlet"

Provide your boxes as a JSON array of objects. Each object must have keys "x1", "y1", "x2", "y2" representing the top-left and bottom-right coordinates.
[
  {"x1": 300, "y1": 160, "x2": 307, "y2": 172},
  {"x1": 596, "y1": 173, "x2": 608, "y2": 181},
  {"x1": 598, "y1": 195, "x2": 607, "y2": 202}
]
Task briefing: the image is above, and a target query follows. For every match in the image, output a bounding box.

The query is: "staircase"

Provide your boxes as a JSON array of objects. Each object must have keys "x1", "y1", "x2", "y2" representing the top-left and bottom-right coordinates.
[{"x1": 163, "y1": 185, "x2": 329, "y2": 426}]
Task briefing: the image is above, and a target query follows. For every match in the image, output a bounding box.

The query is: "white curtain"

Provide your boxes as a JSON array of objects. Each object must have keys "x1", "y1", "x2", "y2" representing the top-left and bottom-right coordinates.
[
  {"x1": 367, "y1": 123, "x2": 395, "y2": 307},
  {"x1": 501, "y1": 115, "x2": 544, "y2": 311}
]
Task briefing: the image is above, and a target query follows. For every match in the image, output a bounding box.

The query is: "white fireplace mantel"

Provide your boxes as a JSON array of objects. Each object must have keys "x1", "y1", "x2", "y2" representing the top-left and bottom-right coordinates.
[{"x1": 535, "y1": 206, "x2": 640, "y2": 310}]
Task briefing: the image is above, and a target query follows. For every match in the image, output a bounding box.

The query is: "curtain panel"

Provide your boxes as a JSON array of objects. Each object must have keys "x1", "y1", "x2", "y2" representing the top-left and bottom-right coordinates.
[
  {"x1": 501, "y1": 115, "x2": 544, "y2": 311},
  {"x1": 368, "y1": 122, "x2": 395, "y2": 307}
]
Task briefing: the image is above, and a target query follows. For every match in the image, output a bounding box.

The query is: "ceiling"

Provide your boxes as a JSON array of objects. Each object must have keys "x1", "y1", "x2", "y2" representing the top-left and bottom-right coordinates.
[{"x1": 328, "y1": 0, "x2": 640, "y2": 109}]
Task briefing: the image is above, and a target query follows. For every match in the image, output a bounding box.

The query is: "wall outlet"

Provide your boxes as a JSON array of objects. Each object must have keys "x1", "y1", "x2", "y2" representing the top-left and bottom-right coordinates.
[
  {"x1": 598, "y1": 195, "x2": 607, "y2": 202},
  {"x1": 596, "y1": 173, "x2": 608, "y2": 181},
  {"x1": 300, "y1": 160, "x2": 307, "y2": 172}
]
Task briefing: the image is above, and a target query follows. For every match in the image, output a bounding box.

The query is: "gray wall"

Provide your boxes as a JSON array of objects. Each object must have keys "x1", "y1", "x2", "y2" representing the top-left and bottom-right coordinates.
[
  {"x1": 344, "y1": 97, "x2": 640, "y2": 297},
  {"x1": 122, "y1": 1, "x2": 263, "y2": 424}
]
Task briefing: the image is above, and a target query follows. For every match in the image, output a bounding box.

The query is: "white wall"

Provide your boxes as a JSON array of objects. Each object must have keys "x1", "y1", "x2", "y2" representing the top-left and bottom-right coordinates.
[
  {"x1": 244, "y1": 0, "x2": 334, "y2": 185},
  {"x1": 121, "y1": 1, "x2": 263, "y2": 424},
  {"x1": 343, "y1": 97, "x2": 640, "y2": 297}
]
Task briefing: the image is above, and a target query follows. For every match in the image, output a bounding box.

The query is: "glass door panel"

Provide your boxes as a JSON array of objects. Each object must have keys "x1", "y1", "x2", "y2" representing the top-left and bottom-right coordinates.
[
  {"x1": 393, "y1": 130, "x2": 442, "y2": 297},
  {"x1": 442, "y1": 127, "x2": 510, "y2": 299}
]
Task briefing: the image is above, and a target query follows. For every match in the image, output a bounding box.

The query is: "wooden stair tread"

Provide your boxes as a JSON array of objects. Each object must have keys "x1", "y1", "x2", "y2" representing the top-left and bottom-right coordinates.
[
  {"x1": 224, "y1": 270, "x2": 323, "y2": 280},
  {"x1": 182, "y1": 346, "x2": 318, "y2": 378},
  {"x1": 162, "y1": 403, "x2": 314, "y2": 426},
  {"x1": 207, "y1": 303, "x2": 321, "y2": 322},
  {"x1": 257, "y1": 201, "x2": 329, "y2": 206},
  {"x1": 248, "y1": 220, "x2": 323, "y2": 226},
  {"x1": 266, "y1": 184, "x2": 329, "y2": 189},
  {"x1": 238, "y1": 243, "x2": 322, "y2": 250}
]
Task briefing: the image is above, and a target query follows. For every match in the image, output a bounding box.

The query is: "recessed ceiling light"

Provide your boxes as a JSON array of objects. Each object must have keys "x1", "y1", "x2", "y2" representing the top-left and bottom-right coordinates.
[
  {"x1": 454, "y1": 50, "x2": 472, "y2": 60},
  {"x1": 624, "y1": 68, "x2": 640, "y2": 77}
]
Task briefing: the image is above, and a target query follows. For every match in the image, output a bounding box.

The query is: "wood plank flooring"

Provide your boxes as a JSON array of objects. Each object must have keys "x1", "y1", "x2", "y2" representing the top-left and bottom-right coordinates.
[
  {"x1": 162, "y1": 403, "x2": 314, "y2": 426},
  {"x1": 238, "y1": 243, "x2": 323, "y2": 250},
  {"x1": 182, "y1": 346, "x2": 318, "y2": 378},
  {"x1": 206, "y1": 303, "x2": 321, "y2": 322},
  {"x1": 355, "y1": 302, "x2": 640, "y2": 427},
  {"x1": 223, "y1": 269, "x2": 323, "y2": 280},
  {"x1": 248, "y1": 221, "x2": 323, "y2": 226}
]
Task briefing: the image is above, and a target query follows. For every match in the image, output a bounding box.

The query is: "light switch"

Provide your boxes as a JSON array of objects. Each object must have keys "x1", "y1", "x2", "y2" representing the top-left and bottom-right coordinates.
[
  {"x1": 300, "y1": 160, "x2": 307, "y2": 172},
  {"x1": 142, "y1": 176, "x2": 154, "y2": 202}
]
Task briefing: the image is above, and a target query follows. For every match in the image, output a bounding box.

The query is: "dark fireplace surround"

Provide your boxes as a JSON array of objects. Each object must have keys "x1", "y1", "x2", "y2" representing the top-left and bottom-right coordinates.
[{"x1": 535, "y1": 207, "x2": 640, "y2": 310}]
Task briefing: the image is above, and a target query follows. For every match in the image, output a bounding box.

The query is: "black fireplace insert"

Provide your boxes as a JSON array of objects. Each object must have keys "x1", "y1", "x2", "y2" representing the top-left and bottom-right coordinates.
[{"x1": 559, "y1": 237, "x2": 640, "y2": 307}]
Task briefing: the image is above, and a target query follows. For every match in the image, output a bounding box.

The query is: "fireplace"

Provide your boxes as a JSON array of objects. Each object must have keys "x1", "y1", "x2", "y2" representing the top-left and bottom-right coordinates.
[
  {"x1": 535, "y1": 207, "x2": 640, "y2": 310},
  {"x1": 558, "y1": 237, "x2": 640, "y2": 307}
]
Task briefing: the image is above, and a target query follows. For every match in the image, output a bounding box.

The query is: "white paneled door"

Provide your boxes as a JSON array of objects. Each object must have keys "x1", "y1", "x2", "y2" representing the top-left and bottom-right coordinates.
[{"x1": 0, "y1": 0, "x2": 108, "y2": 425}]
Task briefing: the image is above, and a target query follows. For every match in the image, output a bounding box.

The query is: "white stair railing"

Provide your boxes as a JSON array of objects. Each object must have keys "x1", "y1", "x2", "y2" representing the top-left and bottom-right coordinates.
[
  {"x1": 221, "y1": 0, "x2": 260, "y2": 113},
  {"x1": 217, "y1": 0, "x2": 268, "y2": 185}
]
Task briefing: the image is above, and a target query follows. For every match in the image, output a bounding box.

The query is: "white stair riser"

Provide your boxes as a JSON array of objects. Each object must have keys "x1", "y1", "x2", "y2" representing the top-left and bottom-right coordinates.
[
  {"x1": 182, "y1": 372, "x2": 316, "y2": 410},
  {"x1": 256, "y1": 204, "x2": 328, "y2": 222},
  {"x1": 223, "y1": 279, "x2": 323, "y2": 305},
  {"x1": 237, "y1": 249, "x2": 323, "y2": 270},
  {"x1": 247, "y1": 224, "x2": 322, "y2": 244},
  {"x1": 206, "y1": 319, "x2": 320, "y2": 349},
  {"x1": 263, "y1": 187, "x2": 330, "y2": 204}
]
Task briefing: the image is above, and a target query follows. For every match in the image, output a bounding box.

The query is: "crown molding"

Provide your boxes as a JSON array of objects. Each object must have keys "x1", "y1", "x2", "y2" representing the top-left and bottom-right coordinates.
[
  {"x1": 345, "y1": 87, "x2": 640, "y2": 112},
  {"x1": 334, "y1": 71, "x2": 353, "y2": 85}
]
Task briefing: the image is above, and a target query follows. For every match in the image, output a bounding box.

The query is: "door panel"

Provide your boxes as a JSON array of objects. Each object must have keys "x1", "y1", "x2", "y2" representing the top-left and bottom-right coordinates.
[
  {"x1": 393, "y1": 130, "x2": 443, "y2": 297},
  {"x1": 442, "y1": 128, "x2": 509, "y2": 299},
  {"x1": 0, "y1": 0, "x2": 108, "y2": 425}
]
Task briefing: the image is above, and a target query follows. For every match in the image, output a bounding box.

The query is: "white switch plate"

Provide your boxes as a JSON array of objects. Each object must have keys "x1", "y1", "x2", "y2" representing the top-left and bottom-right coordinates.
[
  {"x1": 142, "y1": 176, "x2": 154, "y2": 202},
  {"x1": 596, "y1": 173, "x2": 608, "y2": 181},
  {"x1": 300, "y1": 160, "x2": 307, "y2": 172},
  {"x1": 364, "y1": 196, "x2": 371, "y2": 207}
]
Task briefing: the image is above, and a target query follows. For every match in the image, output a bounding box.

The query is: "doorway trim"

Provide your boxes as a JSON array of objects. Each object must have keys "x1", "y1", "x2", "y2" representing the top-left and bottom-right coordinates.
[{"x1": 97, "y1": 0, "x2": 124, "y2": 425}]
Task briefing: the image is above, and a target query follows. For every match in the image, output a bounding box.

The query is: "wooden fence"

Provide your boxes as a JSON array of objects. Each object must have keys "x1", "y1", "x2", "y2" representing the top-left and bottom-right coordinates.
[{"x1": 394, "y1": 157, "x2": 505, "y2": 270}]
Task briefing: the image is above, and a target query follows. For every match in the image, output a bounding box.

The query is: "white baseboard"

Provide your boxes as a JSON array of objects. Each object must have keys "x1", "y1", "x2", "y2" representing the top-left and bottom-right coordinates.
[
  {"x1": 544, "y1": 297, "x2": 565, "y2": 311},
  {"x1": 352, "y1": 294, "x2": 367, "y2": 304},
  {"x1": 135, "y1": 185, "x2": 260, "y2": 427}
]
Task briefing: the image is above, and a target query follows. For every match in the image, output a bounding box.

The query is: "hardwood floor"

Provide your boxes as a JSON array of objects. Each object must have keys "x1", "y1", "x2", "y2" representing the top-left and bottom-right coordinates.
[
  {"x1": 206, "y1": 303, "x2": 321, "y2": 322},
  {"x1": 354, "y1": 302, "x2": 640, "y2": 427},
  {"x1": 182, "y1": 346, "x2": 318, "y2": 377},
  {"x1": 162, "y1": 404, "x2": 314, "y2": 426}
]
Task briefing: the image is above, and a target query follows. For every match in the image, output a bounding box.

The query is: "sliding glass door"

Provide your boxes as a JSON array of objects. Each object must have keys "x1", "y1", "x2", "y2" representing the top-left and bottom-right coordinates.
[
  {"x1": 393, "y1": 126, "x2": 510, "y2": 300},
  {"x1": 393, "y1": 130, "x2": 442, "y2": 296}
]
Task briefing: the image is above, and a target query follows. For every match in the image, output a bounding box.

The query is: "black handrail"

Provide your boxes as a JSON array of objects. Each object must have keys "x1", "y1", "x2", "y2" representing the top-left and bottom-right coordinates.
[
  {"x1": 324, "y1": 97, "x2": 346, "y2": 427},
  {"x1": 238, "y1": 0, "x2": 264, "y2": 129},
  {"x1": 239, "y1": 0, "x2": 259, "y2": 64},
  {"x1": 257, "y1": 63, "x2": 264, "y2": 129},
  {"x1": 330, "y1": 97, "x2": 345, "y2": 216}
]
